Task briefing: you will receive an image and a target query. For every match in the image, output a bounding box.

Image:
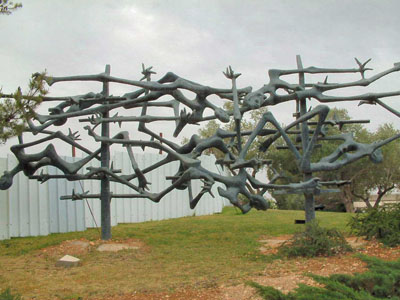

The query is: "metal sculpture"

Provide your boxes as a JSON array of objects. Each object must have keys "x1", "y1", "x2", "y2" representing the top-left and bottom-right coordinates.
[{"x1": 1, "y1": 56, "x2": 400, "y2": 240}]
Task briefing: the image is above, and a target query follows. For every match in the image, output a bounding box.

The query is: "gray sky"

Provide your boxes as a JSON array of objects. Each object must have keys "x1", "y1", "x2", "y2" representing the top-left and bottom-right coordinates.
[{"x1": 1, "y1": 0, "x2": 400, "y2": 156}]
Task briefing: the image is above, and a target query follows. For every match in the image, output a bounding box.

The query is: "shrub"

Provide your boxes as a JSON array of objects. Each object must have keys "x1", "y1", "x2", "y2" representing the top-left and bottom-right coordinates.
[
  {"x1": 278, "y1": 220, "x2": 352, "y2": 258},
  {"x1": 273, "y1": 194, "x2": 304, "y2": 210},
  {"x1": 348, "y1": 203, "x2": 400, "y2": 247},
  {"x1": 249, "y1": 255, "x2": 400, "y2": 300},
  {"x1": 0, "y1": 288, "x2": 22, "y2": 300},
  {"x1": 266, "y1": 198, "x2": 278, "y2": 209}
]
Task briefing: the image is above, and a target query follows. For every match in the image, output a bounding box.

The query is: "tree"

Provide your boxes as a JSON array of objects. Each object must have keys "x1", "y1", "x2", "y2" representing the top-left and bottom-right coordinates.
[
  {"x1": 198, "y1": 107, "x2": 400, "y2": 213},
  {"x1": 196, "y1": 107, "x2": 351, "y2": 210},
  {"x1": 0, "y1": 0, "x2": 44, "y2": 143},
  {"x1": 308, "y1": 108, "x2": 369, "y2": 212},
  {"x1": 0, "y1": 72, "x2": 48, "y2": 143},
  {"x1": 0, "y1": 0, "x2": 22, "y2": 15},
  {"x1": 310, "y1": 119, "x2": 400, "y2": 211},
  {"x1": 349, "y1": 124, "x2": 400, "y2": 209},
  {"x1": 197, "y1": 102, "x2": 269, "y2": 160}
]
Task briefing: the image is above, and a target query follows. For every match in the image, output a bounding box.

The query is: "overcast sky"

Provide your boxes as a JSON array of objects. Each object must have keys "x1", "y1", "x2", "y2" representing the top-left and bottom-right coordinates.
[{"x1": 1, "y1": 0, "x2": 400, "y2": 156}]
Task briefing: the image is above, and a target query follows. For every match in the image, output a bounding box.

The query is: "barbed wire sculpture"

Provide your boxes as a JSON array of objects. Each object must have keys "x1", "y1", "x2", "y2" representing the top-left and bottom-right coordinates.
[{"x1": 1, "y1": 55, "x2": 400, "y2": 239}]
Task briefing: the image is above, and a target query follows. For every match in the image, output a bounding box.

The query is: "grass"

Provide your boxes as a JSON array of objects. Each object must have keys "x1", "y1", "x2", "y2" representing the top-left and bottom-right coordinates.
[{"x1": 0, "y1": 208, "x2": 352, "y2": 299}]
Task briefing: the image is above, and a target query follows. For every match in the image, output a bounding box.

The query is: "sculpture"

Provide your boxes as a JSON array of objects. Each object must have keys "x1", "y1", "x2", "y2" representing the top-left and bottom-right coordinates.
[{"x1": 1, "y1": 56, "x2": 399, "y2": 240}]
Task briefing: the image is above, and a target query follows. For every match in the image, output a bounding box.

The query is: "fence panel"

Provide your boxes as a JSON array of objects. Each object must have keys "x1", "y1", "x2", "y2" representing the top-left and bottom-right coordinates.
[
  {"x1": 6, "y1": 155, "x2": 86, "y2": 238},
  {"x1": 0, "y1": 153, "x2": 228, "y2": 240},
  {"x1": 8, "y1": 155, "x2": 31, "y2": 237},
  {"x1": 0, "y1": 157, "x2": 9, "y2": 240},
  {"x1": 107, "y1": 152, "x2": 226, "y2": 223},
  {"x1": 47, "y1": 156, "x2": 86, "y2": 234}
]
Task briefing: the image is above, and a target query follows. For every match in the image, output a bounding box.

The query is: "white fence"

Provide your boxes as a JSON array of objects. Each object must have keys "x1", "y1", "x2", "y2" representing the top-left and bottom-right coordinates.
[{"x1": 0, "y1": 153, "x2": 229, "y2": 240}]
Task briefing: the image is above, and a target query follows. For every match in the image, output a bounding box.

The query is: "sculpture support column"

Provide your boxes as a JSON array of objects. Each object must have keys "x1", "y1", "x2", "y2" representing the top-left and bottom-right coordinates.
[
  {"x1": 296, "y1": 55, "x2": 315, "y2": 222},
  {"x1": 303, "y1": 174, "x2": 315, "y2": 222},
  {"x1": 100, "y1": 64, "x2": 111, "y2": 240}
]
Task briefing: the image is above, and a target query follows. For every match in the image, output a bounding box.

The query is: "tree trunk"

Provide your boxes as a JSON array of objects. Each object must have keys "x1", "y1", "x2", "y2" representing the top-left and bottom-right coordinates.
[
  {"x1": 304, "y1": 173, "x2": 315, "y2": 222},
  {"x1": 362, "y1": 198, "x2": 373, "y2": 209},
  {"x1": 373, "y1": 185, "x2": 395, "y2": 208},
  {"x1": 342, "y1": 185, "x2": 355, "y2": 213}
]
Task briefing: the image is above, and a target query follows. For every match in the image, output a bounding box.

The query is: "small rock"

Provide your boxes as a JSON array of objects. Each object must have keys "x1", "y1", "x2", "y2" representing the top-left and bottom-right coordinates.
[{"x1": 56, "y1": 255, "x2": 81, "y2": 268}]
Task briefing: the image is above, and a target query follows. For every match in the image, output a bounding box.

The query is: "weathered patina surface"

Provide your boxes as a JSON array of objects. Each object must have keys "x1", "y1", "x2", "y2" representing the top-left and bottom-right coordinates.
[{"x1": 1, "y1": 57, "x2": 399, "y2": 239}]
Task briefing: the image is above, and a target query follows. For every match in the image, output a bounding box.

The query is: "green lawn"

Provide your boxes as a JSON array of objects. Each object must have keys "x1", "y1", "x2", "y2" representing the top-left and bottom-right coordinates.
[{"x1": 0, "y1": 208, "x2": 352, "y2": 299}]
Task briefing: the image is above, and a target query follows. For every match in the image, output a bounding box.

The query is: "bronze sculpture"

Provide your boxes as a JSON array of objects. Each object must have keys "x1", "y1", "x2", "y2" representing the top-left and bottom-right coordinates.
[{"x1": 1, "y1": 56, "x2": 399, "y2": 239}]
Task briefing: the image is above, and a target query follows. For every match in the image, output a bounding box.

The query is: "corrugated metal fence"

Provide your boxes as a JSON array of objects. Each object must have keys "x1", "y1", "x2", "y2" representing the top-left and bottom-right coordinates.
[{"x1": 0, "y1": 153, "x2": 229, "y2": 240}]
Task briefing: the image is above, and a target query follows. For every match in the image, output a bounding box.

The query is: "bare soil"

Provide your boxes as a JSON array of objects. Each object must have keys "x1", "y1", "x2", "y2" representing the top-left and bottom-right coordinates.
[{"x1": 40, "y1": 238, "x2": 146, "y2": 257}]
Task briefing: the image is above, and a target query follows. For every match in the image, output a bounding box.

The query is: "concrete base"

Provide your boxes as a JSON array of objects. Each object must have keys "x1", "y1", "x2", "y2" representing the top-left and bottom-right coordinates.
[{"x1": 56, "y1": 255, "x2": 81, "y2": 268}]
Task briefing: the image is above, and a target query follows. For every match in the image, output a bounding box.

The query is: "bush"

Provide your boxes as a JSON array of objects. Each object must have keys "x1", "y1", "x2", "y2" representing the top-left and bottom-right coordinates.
[
  {"x1": 266, "y1": 198, "x2": 278, "y2": 209},
  {"x1": 273, "y1": 194, "x2": 304, "y2": 210},
  {"x1": 249, "y1": 255, "x2": 400, "y2": 300},
  {"x1": 0, "y1": 288, "x2": 21, "y2": 300},
  {"x1": 278, "y1": 220, "x2": 352, "y2": 258},
  {"x1": 348, "y1": 203, "x2": 400, "y2": 247}
]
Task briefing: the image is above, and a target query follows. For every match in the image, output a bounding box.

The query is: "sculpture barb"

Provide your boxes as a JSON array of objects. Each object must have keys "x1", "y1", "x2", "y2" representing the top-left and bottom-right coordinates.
[{"x1": 355, "y1": 57, "x2": 372, "y2": 78}]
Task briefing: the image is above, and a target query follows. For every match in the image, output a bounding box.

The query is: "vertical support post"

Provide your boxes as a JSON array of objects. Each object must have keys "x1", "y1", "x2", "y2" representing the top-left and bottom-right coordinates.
[
  {"x1": 159, "y1": 132, "x2": 163, "y2": 154},
  {"x1": 231, "y1": 73, "x2": 242, "y2": 153},
  {"x1": 296, "y1": 55, "x2": 315, "y2": 222},
  {"x1": 100, "y1": 64, "x2": 111, "y2": 240}
]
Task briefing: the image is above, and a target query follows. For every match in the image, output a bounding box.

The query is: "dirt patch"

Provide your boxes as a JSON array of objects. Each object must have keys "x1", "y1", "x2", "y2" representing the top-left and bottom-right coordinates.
[
  {"x1": 346, "y1": 236, "x2": 368, "y2": 248},
  {"x1": 258, "y1": 235, "x2": 368, "y2": 255},
  {"x1": 97, "y1": 241, "x2": 142, "y2": 252},
  {"x1": 39, "y1": 239, "x2": 91, "y2": 257},
  {"x1": 92, "y1": 288, "x2": 222, "y2": 300},
  {"x1": 38, "y1": 238, "x2": 145, "y2": 258},
  {"x1": 258, "y1": 234, "x2": 293, "y2": 254}
]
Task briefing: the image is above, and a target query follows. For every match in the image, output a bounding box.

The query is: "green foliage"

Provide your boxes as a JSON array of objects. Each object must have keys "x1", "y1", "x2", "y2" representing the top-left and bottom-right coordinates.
[
  {"x1": 197, "y1": 105, "x2": 400, "y2": 214},
  {"x1": 273, "y1": 194, "x2": 304, "y2": 210},
  {"x1": 247, "y1": 282, "x2": 288, "y2": 300},
  {"x1": 348, "y1": 203, "x2": 400, "y2": 246},
  {"x1": 0, "y1": 71, "x2": 48, "y2": 143},
  {"x1": 350, "y1": 124, "x2": 400, "y2": 208},
  {"x1": 278, "y1": 220, "x2": 352, "y2": 258},
  {"x1": 266, "y1": 108, "x2": 400, "y2": 213},
  {"x1": 196, "y1": 102, "x2": 269, "y2": 162},
  {"x1": 266, "y1": 198, "x2": 278, "y2": 209},
  {"x1": 0, "y1": 0, "x2": 22, "y2": 15},
  {"x1": 250, "y1": 255, "x2": 400, "y2": 300},
  {"x1": 0, "y1": 288, "x2": 21, "y2": 300}
]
